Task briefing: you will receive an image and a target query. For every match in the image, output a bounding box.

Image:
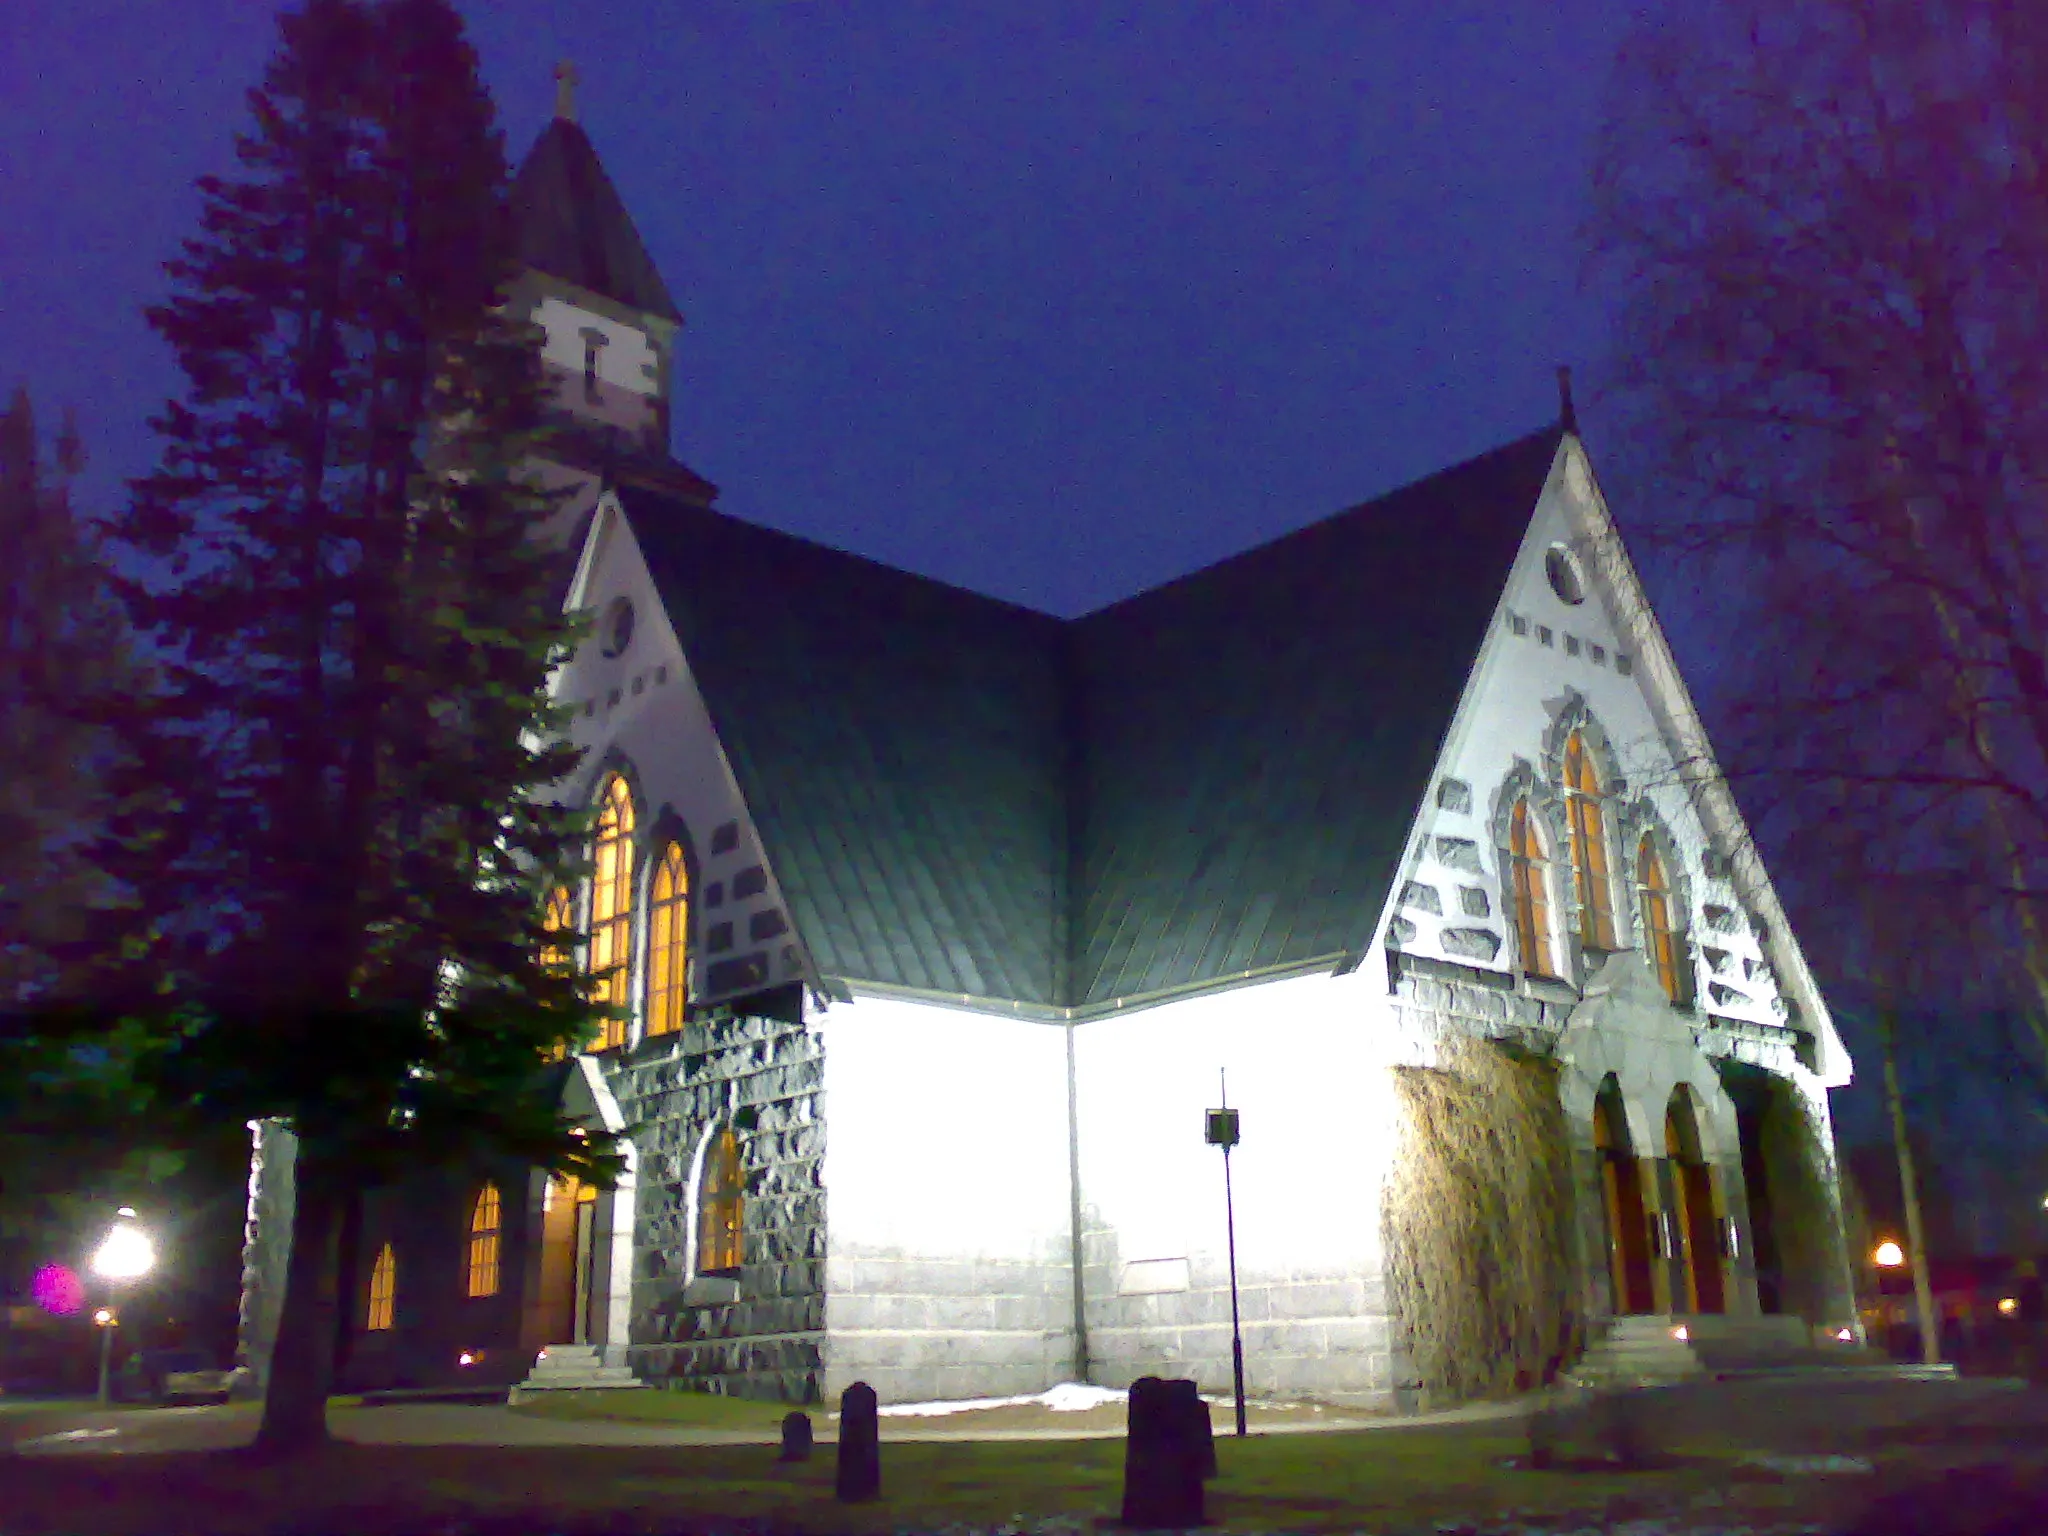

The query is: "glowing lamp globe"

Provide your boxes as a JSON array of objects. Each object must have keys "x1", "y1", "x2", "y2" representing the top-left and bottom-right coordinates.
[
  {"x1": 1873, "y1": 1240, "x2": 1905, "y2": 1269},
  {"x1": 91, "y1": 1219, "x2": 156, "y2": 1281}
]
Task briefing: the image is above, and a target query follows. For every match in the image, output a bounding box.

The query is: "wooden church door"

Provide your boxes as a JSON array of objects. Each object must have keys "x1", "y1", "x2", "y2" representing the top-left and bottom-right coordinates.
[
  {"x1": 1596, "y1": 1090, "x2": 1655, "y2": 1314},
  {"x1": 1665, "y1": 1095, "x2": 1726, "y2": 1315}
]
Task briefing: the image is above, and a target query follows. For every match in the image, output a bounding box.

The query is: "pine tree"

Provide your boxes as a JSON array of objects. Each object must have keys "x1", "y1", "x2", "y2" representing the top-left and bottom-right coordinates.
[
  {"x1": 105, "y1": 0, "x2": 615, "y2": 1453},
  {"x1": 0, "y1": 392, "x2": 182, "y2": 1253}
]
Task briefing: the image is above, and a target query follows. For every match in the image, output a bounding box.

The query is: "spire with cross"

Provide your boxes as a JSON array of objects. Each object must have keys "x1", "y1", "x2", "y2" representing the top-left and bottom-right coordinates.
[{"x1": 554, "y1": 60, "x2": 578, "y2": 122}]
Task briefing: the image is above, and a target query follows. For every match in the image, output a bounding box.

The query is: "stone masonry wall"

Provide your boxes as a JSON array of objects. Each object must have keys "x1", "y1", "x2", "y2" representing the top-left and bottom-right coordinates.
[{"x1": 606, "y1": 1008, "x2": 825, "y2": 1401}]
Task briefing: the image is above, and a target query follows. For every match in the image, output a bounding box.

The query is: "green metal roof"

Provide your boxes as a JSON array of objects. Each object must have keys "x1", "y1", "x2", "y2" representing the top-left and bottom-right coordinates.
[
  {"x1": 512, "y1": 119, "x2": 682, "y2": 323},
  {"x1": 624, "y1": 425, "x2": 1563, "y2": 1013}
]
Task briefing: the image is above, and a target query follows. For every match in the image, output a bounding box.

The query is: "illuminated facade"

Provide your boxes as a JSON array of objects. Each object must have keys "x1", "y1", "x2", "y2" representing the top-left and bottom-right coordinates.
[{"x1": 245, "y1": 97, "x2": 1861, "y2": 1408}]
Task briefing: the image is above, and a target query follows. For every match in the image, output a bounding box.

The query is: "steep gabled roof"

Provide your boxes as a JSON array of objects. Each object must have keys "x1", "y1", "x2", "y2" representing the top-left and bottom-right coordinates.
[
  {"x1": 1068, "y1": 426, "x2": 1563, "y2": 1005},
  {"x1": 621, "y1": 425, "x2": 1565, "y2": 1013},
  {"x1": 512, "y1": 118, "x2": 681, "y2": 323},
  {"x1": 626, "y1": 493, "x2": 1071, "y2": 1007}
]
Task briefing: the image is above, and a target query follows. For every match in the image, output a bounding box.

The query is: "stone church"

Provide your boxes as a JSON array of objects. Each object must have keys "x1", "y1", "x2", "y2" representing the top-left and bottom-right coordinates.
[{"x1": 238, "y1": 93, "x2": 1861, "y2": 1409}]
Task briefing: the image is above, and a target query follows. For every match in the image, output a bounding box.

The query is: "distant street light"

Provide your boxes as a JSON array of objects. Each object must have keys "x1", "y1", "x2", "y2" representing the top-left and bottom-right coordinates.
[
  {"x1": 90, "y1": 1209, "x2": 156, "y2": 1405},
  {"x1": 1873, "y1": 1240, "x2": 1906, "y2": 1269}
]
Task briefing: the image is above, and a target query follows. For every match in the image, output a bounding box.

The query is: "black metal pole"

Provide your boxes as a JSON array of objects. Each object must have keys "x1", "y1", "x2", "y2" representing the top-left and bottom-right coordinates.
[{"x1": 1223, "y1": 1141, "x2": 1246, "y2": 1438}]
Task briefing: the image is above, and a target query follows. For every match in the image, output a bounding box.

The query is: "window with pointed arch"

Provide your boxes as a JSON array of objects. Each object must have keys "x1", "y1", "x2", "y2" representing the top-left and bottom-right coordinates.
[
  {"x1": 1563, "y1": 731, "x2": 1617, "y2": 949},
  {"x1": 589, "y1": 775, "x2": 636, "y2": 1050},
  {"x1": 646, "y1": 842, "x2": 689, "y2": 1039},
  {"x1": 366, "y1": 1243, "x2": 396, "y2": 1331},
  {"x1": 1637, "y1": 836, "x2": 1684, "y2": 1002},
  {"x1": 466, "y1": 1184, "x2": 501, "y2": 1298},
  {"x1": 696, "y1": 1128, "x2": 745, "y2": 1278},
  {"x1": 1508, "y1": 800, "x2": 1558, "y2": 979},
  {"x1": 542, "y1": 885, "x2": 577, "y2": 1062}
]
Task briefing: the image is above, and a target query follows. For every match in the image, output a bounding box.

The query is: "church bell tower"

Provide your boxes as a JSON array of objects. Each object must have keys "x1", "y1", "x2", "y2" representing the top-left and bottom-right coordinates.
[{"x1": 508, "y1": 63, "x2": 717, "y2": 546}]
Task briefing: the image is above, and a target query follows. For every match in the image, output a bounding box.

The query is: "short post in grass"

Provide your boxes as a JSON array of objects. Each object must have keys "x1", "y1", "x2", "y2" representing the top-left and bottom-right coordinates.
[
  {"x1": 1205, "y1": 1073, "x2": 1248, "y2": 1437},
  {"x1": 835, "y1": 1381, "x2": 880, "y2": 1501},
  {"x1": 1121, "y1": 1376, "x2": 1207, "y2": 1528},
  {"x1": 779, "y1": 1411, "x2": 813, "y2": 1463}
]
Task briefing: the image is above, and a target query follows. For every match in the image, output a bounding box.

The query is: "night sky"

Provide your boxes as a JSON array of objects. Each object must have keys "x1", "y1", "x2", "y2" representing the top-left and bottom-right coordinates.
[{"x1": 8, "y1": 0, "x2": 1632, "y2": 616}]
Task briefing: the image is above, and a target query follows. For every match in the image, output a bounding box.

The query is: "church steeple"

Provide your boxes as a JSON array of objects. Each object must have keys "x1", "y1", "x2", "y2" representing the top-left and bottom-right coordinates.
[{"x1": 508, "y1": 76, "x2": 716, "y2": 517}]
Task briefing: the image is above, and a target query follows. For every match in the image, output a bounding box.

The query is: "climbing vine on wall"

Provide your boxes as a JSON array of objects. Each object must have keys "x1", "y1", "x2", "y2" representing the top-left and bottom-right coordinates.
[
  {"x1": 1758, "y1": 1073, "x2": 1847, "y2": 1325},
  {"x1": 1385, "y1": 1035, "x2": 1577, "y2": 1402}
]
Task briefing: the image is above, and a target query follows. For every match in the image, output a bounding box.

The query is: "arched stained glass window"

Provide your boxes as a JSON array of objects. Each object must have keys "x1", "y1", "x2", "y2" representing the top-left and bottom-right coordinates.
[
  {"x1": 1563, "y1": 731, "x2": 1616, "y2": 949},
  {"x1": 646, "y1": 842, "x2": 689, "y2": 1039},
  {"x1": 1509, "y1": 800, "x2": 1558, "y2": 979},
  {"x1": 466, "y1": 1184, "x2": 501, "y2": 1298},
  {"x1": 696, "y1": 1128, "x2": 744, "y2": 1278},
  {"x1": 589, "y1": 776, "x2": 635, "y2": 1050},
  {"x1": 366, "y1": 1244, "x2": 396, "y2": 1331},
  {"x1": 1638, "y1": 837, "x2": 1683, "y2": 1002}
]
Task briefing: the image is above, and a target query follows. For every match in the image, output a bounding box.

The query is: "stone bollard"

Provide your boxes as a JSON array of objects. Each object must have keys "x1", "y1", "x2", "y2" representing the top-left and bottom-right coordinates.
[
  {"x1": 778, "y1": 1410, "x2": 813, "y2": 1463},
  {"x1": 1120, "y1": 1376, "x2": 1207, "y2": 1528},
  {"x1": 835, "y1": 1381, "x2": 880, "y2": 1502}
]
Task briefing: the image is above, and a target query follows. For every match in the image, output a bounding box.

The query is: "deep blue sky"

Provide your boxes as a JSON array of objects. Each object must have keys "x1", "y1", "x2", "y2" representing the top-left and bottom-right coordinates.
[{"x1": 9, "y1": 0, "x2": 1632, "y2": 616}]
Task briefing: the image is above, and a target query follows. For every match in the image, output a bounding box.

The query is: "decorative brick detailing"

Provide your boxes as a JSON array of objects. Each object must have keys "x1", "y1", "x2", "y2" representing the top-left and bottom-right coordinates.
[
  {"x1": 1434, "y1": 837, "x2": 1483, "y2": 874},
  {"x1": 1400, "y1": 881, "x2": 1443, "y2": 915},
  {"x1": 1436, "y1": 778, "x2": 1473, "y2": 813}
]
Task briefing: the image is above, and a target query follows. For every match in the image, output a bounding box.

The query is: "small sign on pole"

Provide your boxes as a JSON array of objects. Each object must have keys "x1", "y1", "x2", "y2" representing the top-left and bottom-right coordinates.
[{"x1": 1206, "y1": 1070, "x2": 1248, "y2": 1438}]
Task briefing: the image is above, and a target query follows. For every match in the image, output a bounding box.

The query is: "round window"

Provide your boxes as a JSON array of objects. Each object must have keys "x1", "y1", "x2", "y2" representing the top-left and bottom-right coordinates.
[
  {"x1": 1544, "y1": 546, "x2": 1585, "y2": 605},
  {"x1": 600, "y1": 596, "x2": 636, "y2": 658}
]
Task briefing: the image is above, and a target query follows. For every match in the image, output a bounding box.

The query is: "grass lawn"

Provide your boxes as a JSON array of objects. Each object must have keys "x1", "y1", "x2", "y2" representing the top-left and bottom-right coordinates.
[{"x1": 0, "y1": 1419, "x2": 1856, "y2": 1535}]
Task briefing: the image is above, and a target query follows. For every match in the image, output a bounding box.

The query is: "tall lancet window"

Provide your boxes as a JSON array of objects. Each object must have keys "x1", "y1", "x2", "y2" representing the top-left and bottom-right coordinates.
[
  {"x1": 1509, "y1": 800, "x2": 1558, "y2": 979},
  {"x1": 646, "y1": 842, "x2": 689, "y2": 1039},
  {"x1": 589, "y1": 775, "x2": 636, "y2": 1050},
  {"x1": 542, "y1": 885, "x2": 576, "y2": 1061},
  {"x1": 1563, "y1": 731, "x2": 1616, "y2": 949},
  {"x1": 697, "y1": 1128, "x2": 745, "y2": 1277},
  {"x1": 366, "y1": 1244, "x2": 396, "y2": 1331},
  {"x1": 466, "y1": 1184, "x2": 501, "y2": 1298},
  {"x1": 1638, "y1": 837, "x2": 1683, "y2": 1002}
]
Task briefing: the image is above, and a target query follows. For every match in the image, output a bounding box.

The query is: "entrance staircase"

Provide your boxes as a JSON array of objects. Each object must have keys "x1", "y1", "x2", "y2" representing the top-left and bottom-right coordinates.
[
  {"x1": 1566, "y1": 1314, "x2": 1902, "y2": 1389},
  {"x1": 507, "y1": 1343, "x2": 645, "y2": 1403}
]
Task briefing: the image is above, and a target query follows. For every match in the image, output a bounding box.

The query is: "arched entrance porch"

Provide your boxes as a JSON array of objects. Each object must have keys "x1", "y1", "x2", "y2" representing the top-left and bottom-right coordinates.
[
  {"x1": 1595, "y1": 1078, "x2": 1656, "y2": 1314},
  {"x1": 1665, "y1": 1085, "x2": 1726, "y2": 1315},
  {"x1": 520, "y1": 1054, "x2": 637, "y2": 1364}
]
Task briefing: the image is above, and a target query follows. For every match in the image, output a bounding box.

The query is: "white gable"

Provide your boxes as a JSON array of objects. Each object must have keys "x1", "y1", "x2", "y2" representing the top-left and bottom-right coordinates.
[
  {"x1": 1379, "y1": 436, "x2": 1850, "y2": 1087},
  {"x1": 553, "y1": 495, "x2": 810, "y2": 1015}
]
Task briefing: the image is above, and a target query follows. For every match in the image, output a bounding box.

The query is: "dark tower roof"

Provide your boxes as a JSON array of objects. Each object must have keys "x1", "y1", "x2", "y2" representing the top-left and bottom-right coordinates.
[{"x1": 511, "y1": 117, "x2": 681, "y2": 323}]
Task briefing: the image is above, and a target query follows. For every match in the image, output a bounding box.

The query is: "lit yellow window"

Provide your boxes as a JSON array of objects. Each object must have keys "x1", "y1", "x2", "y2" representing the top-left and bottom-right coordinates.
[
  {"x1": 366, "y1": 1244, "x2": 396, "y2": 1331},
  {"x1": 1564, "y1": 731, "x2": 1616, "y2": 949},
  {"x1": 646, "y1": 842, "x2": 689, "y2": 1038},
  {"x1": 1510, "y1": 800, "x2": 1557, "y2": 979},
  {"x1": 542, "y1": 885, "x2": 576, "y2": 1062},
  {"x1": 466, "y1": 1184, "x2": 501, "y2": 1298},
  {"x1": 588, "y1": 776, "x2": 636, "y2": 1050},
  {"x1": 1638, "y1": 837, "x2": 1682, "y2": 1002},
  {"x1": 697, "y1": 1129, "x2": 744, "y2": 1277}
]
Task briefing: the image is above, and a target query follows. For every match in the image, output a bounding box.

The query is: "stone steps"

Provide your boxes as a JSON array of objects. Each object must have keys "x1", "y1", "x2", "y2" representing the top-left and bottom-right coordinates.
[
  {"x1": 507, "y1": 1344, "x2": 645, "y2": 1402},
  {"x1": 1567, "y1": 1314, "x2": 1893, "y2": 1389}
]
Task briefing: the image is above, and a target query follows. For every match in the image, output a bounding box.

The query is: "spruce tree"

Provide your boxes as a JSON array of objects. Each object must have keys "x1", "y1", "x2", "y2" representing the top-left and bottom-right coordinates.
[{"x1": 106, "y1": 0, "x2": 613, "y2": 1453}]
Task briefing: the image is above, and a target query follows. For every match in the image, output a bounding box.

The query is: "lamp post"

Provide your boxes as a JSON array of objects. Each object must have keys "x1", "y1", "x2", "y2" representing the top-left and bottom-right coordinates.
[
  {"x1": 90, "y1": 1208, "x2": 156, "y2": 1405},
  {"x1": 1205, "y1": 1070, "x2": 1247, "y2": 1439}
]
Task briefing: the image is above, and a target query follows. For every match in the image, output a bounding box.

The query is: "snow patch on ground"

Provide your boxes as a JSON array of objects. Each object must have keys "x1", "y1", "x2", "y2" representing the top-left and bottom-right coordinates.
[{"x1": 874, "y1": 1381, "x2": 1128, "y2": 1417}]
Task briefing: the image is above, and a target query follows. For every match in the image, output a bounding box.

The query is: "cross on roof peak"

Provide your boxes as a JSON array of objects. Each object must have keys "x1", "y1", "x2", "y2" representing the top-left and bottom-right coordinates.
[{"x1": 554, "y1": 60, "x2": 579, "y2": 122}]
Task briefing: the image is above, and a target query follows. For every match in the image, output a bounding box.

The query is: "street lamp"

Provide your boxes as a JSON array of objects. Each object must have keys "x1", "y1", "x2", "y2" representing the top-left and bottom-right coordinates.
[
  {"x1": 90, "y1": 1208, "x2": 156, "y2": 1405},
  {"x1": 1873, "y1": 1240, "x2": 1905, "y2": 1269},
  {"x1": 1204, "y1": 1070, "x2": 1247, "y2": 1440}
]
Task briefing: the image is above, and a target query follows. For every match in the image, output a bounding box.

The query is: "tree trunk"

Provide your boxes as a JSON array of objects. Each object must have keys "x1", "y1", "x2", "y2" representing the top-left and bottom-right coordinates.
[
  {"x1": 331, "y1": 1183, "x2": 364, "y2": 1388},
  {"x1": 253, "y1": 1140, "x2": 344, "y2": 1456}
]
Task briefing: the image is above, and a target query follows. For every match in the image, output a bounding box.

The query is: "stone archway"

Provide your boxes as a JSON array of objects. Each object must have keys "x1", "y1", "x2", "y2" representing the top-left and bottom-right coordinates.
[
  {"x1": 1665, "y1": 1085, "x2": 1726, "y2": 1315},
  {"x1": 1595, "y1": 1078, "x2": 1656, "y2": 1314}
]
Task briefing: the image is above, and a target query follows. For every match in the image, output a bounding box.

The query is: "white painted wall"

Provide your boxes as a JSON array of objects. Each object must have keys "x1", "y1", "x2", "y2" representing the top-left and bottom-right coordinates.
[
  {"x1": 532, "y1": 296, "x2": 663, "y2": 394},
  {"x1": 1074, "y1": 966, "x2": 1403, "y2": 1401},
  {"x1": 815, "y1": 992, "x2": 1077, "y2": 1400},
  {"x1": 1388, "y1": 438, "x2": 1821, "y2": 1054},
  {"x1": 551, "y1": 501, "x2": 809, "y2": 1018}
]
